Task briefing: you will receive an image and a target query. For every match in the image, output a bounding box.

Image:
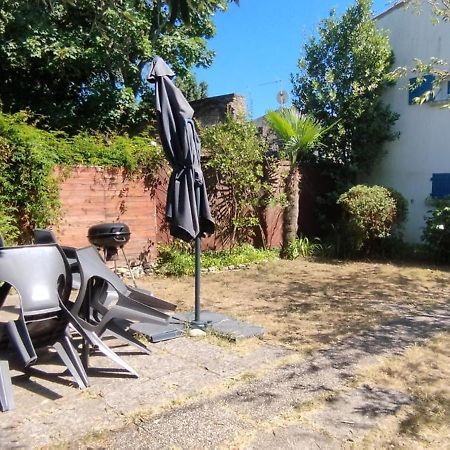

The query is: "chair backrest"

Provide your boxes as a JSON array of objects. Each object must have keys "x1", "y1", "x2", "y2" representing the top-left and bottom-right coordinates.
[
  {"x1": 76, "y1": 246, "x2": 129, "y2": 295},
  {"x1": 32, "y1": 229, "x2": 57, "y2": 245},
  {"x1": 0, "y1": 244, "x2": 71, "y2": 316}
]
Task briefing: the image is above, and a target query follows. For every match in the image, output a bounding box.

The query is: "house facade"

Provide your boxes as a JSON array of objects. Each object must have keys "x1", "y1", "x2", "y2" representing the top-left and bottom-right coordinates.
[{"x1": 366, "y1": 0, "x2": 450, "y2": 242}]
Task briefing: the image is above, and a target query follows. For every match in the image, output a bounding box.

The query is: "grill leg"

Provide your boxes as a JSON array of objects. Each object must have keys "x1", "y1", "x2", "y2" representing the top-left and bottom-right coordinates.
[{"x1": 121, "y1": 247, "x2": 137, "y2": 288}]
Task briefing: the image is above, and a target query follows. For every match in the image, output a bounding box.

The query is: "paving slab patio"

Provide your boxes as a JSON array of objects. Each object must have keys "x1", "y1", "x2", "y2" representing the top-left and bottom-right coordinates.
[{"x1": 0, "y1": 333, "x2": 290, "y2": 448}]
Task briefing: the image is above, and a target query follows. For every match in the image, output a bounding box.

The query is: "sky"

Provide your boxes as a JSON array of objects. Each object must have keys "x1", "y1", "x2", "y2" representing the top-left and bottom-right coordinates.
[{"x1": 194, "y1": 0, "x2": 392, "y2": 119}]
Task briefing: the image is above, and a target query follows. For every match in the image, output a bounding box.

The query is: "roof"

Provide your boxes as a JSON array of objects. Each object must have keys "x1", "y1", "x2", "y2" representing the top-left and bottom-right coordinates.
[{"x1": 374, "y1": 0, "x2": 410, "y2": 20}]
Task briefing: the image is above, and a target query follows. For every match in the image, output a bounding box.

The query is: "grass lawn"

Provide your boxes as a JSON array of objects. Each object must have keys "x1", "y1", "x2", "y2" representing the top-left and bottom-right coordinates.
[
  {"x1": 141, "y1": 257, "x2": 450, "y2": 353},
  {"x1": 137, "y1": 257, "x2": 450, "y2": 447}
]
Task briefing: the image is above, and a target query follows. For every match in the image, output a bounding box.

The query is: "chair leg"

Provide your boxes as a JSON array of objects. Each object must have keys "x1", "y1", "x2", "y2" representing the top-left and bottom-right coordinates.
[
  {"x1": 115, "y1": 295, "x2": 170, "y2": 321},
  {"x1": 127, "y1": 286, "x2": 177, "y2": 311},
  {"x1": 83, "y1": 330, "x2": 138, "y2": 378},
  {"x1": 101, "y1": 320, "x2": 151, "y2": 355},
  {"x1": 0, "y1": 360, "x2": 15, "y2": 412},
  {"x1": 53, "y1": 334, "x2": 89, "y2": 389},
  {"x1": 6, "y1": 320, "x2": 37, "y2": 367}
]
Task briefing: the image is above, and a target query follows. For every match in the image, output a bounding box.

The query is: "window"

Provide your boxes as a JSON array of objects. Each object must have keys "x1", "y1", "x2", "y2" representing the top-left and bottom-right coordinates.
[
  {"x1": 409, "y1": 74, "x2": 435, "y2": 104},
  {"x1": 431, "y1": 173, "x2": 450, "y2": 198}
]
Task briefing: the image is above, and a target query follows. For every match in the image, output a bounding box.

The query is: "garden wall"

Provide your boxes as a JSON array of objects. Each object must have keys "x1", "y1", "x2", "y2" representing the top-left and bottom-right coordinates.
[
  {"x1": 55, "y1": 166, "x2": 159, "y2": 266},
  {"x1": 55, "y1": 165, "x2": 284, "y2": 265}
]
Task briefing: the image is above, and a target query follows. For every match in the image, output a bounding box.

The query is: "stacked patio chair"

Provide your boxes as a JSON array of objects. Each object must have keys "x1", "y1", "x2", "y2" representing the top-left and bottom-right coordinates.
[
  {"x1": 33, "y1": 229, "x2": 179, "y2": 352},
  {"x1": 0, "y1": 243, "x2": 139, "y2": 412}
]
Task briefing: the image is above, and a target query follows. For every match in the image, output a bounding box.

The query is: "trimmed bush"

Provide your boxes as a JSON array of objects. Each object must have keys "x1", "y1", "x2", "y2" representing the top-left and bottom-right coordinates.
[{"x1": 337, "y1": 184, "x2": 407, "y2": 255}]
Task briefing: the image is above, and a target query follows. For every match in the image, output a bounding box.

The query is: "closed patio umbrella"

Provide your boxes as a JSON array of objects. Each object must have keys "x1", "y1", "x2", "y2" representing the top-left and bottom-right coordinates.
[{"x1": 147, "y1": 56, "x2": 214, "y2": 327}]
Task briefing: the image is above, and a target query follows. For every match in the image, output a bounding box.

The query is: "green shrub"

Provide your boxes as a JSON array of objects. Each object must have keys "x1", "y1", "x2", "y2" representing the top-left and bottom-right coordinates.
[
  {"x1": 284, "y1": 236, "x2": 323, "y2": 260},
  {"x1": 199, "y1": 115, "x2": 274, "y2": 246},
  {"x1": 156, "y1": 241, "x2": 277, "y2": 276},
  {"x1": 337, "y1": 184, "x2": 407, "y2": 256},
  {"x1": 422, "y1": 202, "x2": 450, "y2": 263}
]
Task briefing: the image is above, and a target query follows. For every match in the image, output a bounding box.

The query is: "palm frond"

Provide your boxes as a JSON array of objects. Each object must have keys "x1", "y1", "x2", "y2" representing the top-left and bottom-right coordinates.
[
  {"x1": 265, "y1": 110, "x2": 295, "y2": 140},
  {"x1": 265, "y1": 107, "x2": 327, "y2": 164}
]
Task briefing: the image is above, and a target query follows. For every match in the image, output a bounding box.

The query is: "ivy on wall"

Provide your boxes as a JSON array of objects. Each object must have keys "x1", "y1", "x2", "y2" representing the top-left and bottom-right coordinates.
[{"x1": 0, "y1": 112, "x2": 165, "y2": 244}]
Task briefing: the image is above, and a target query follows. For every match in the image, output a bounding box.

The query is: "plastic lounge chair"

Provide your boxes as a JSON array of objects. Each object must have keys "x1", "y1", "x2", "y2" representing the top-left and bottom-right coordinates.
[
  {"x1": 33, "y1": 229, "x2": 176, "y2": 312},
  {"x1": 33, "y1": 230, "x2": 177, "y2": 351},
  {"x1": 71, "y1": 246, "x2": 174, "y2": 353},
  {"x1": 0, "y1": 244, "x2": 138, "y2": 399}
]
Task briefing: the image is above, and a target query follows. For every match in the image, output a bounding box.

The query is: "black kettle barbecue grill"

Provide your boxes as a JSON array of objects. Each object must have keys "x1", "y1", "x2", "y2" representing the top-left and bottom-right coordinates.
[
  {"x1": 87, "y1": 223, "x2": 130, "y2": 261},
  {"x1": 87, "y1": 222, "x2": 137, "y2": 286}
]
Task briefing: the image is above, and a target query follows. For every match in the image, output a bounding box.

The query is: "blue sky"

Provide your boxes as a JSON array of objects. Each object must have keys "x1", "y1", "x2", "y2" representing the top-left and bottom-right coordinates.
[{"x1": 194, "y1": 0, "x2": 392, "y2": 119}]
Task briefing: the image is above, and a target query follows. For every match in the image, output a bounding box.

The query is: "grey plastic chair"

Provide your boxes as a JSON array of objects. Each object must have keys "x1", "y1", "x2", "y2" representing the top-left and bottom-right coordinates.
[
  {"x1": 0, "y1": 245, "x2": 89, "y2": 394},
  {"x1": 0, "y1": 360, "x2": 14, "y2": 412},
  {"x1": 33, "y1": 229, "x2": 176, "y2": 312},
  {"x1": 0, "y1": 244, "x2": 138, "y2": 410},
  {"x1": 33, "y1": 229, "x2": 177, "y2": 353},
  {"x1": 72, "y1": 246, "x2": 173, "y2": 353}
]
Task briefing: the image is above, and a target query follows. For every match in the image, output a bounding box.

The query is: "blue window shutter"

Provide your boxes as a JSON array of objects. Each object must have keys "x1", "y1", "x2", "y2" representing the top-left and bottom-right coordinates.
[
  {"x1": 431, "y1": 173, "x2": 450, "y2": 198},
  {"x1": 409, "y1": 74, "x2": 435, "y2": 104},
  {"x1": 447, "y1": 80, "x2": 450, "y2": 95}
]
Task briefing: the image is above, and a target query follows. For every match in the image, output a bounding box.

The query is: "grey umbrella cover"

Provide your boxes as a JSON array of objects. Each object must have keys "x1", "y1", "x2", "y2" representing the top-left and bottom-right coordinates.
[{"x1": 147, "y1": 57, "x2": 214, "y2": 242}]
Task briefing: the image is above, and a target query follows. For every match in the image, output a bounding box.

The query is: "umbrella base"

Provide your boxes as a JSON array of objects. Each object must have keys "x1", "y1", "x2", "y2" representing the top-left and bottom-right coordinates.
[{"x1": 189, "y1": 319, "x2": 211, "y2": 330}]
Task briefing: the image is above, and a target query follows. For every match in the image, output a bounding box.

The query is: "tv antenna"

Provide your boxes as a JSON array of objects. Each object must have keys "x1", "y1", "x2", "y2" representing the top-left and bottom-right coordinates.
[{"x1": 276, "y1": 90, "x2": 289, "y2": 108}]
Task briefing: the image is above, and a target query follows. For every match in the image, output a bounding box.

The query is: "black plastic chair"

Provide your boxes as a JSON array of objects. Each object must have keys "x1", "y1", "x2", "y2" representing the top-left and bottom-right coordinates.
[
  {"x1": 0, "y1": 360, "x2": 14, "y2": 412},
  {"x1": 71, "y1": 246, "x2": 174, "y2": 353},
  {"x1": 0, "y1": 244, "x2": 138, "y2": 410}
]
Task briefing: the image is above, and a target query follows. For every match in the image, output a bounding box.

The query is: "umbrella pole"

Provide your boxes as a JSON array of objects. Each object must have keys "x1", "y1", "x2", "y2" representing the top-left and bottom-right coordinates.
[
  {"x1": 194, "y1": 234, "x2": 201, "y2": 323},
  {"x1": 191, "y1": 186, "x2": 206, "y2": 329}
]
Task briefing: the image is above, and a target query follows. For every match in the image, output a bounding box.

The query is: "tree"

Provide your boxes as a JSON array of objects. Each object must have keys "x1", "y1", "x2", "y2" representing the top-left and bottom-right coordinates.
[
  {"x1": 405, "y1": 0, "x2": 450, "y2": 107},
  {"x1": 0, "y1": 0, "x2": 231, "y2": 132},
  {"x1": 175, "y1": 72, "x2": 208, "y2": 101},
  {"x1": 265, "y1": 107, "x2": 325, "y2": 257},
  {"x1": 200, "y1": 114, "x2": 271, "y2": 247},
  {"x1": 291, "y1": 0, "x2": 399, "y2": 182}
]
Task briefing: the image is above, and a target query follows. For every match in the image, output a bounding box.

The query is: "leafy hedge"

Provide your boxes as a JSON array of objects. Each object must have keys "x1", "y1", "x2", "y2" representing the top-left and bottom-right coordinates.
[
  {"x1": 0, "y1": 112, "x2": 164, "y2": 243},
  {"x1": 156, "y1": 241, "x2": 277, "y2": 276}
]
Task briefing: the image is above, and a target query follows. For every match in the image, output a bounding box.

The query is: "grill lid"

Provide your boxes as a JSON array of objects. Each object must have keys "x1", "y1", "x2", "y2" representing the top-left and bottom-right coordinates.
[{"x1": 87, "y1": 222, "x2": 131, "y2": 249}]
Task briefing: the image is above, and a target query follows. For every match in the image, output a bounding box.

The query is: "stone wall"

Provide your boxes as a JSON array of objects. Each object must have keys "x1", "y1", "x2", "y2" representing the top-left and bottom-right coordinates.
[{"x1": 190, "y1": 93, "x2": 246, "y2": 127}]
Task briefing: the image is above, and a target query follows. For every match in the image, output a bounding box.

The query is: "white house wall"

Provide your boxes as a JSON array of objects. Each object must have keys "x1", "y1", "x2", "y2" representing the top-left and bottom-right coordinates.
[{"x1": 366, "y1": 1, "x2": 450, "y2": 243}]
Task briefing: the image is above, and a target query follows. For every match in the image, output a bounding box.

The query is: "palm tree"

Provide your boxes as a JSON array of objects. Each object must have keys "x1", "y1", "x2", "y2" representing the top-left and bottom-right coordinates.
[{"x1": 265, "y1": 107, "x2": 326, "y2": 258}]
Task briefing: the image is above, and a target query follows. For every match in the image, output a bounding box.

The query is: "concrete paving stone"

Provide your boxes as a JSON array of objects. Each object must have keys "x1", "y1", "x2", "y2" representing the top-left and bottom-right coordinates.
[{"x1": 176, "y1": 310, "x2": 265, "y2": 340}]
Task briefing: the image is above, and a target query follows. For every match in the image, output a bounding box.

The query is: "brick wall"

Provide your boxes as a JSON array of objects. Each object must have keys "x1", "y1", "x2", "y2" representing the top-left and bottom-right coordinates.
[{"x1": 55, "y1": 166, "x2": 158, "y2": 265}]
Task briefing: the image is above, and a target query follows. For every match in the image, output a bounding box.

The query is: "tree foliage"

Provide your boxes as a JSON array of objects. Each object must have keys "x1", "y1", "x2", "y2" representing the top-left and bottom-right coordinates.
[
  {"x1": 292, "y1": 0, "x2": 399, "y2": 179},
  {"x1": 0, "y1": 0, "x2": 229, "y2": 132},
  {"x1": 200, "y1": 115, "x2": 272, "y2": 247}
]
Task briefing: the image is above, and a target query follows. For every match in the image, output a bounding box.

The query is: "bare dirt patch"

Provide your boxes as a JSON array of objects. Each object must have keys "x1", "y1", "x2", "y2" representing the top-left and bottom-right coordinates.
[{"x1": 140, "y1": 258, "x2": 450, "y2": 352}]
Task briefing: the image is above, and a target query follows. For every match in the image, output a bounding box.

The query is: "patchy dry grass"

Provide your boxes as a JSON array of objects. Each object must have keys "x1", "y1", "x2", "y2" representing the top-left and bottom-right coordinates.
[
  {"x1": 354, "y1": 332, "x2": 450, "y2": 448},
  {"x1": 140, "y1": 258, "x2": 450, "y2": 352}
]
